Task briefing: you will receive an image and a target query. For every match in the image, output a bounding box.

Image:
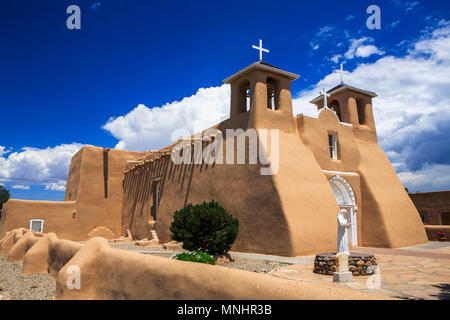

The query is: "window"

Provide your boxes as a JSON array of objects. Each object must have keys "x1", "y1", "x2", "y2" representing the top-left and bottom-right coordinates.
[
  {"x1": 329, "y1": 100, "x2": 342, "y2": 121},
  {"x1": 29, "y1": 219, "x2": 44, "y2": 233},
  {"x1": 419, "y1": 211, "x2": 427, "y2": 224},
  {"x1": 240, "y1": 81, "x2": 251, "y2": 113},
  {"x1": 357, "y1": 100, "x2": 366, "y2": 125},
  {"x1": 441, "y1": 211, "x2": 450, "y2": 225},
  {"x1": 246, "y1": 89, "x2": 251, "y2": 111},
  {"x1": 267, "y1": 78, "x2": 278, "y2": 110},
  {"x1": 328, "y1": 133, "x2": 338, "y2": 160}
]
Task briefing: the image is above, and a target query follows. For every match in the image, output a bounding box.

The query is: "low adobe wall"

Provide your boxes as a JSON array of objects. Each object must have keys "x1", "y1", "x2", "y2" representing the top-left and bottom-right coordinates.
[
  {"x1": 1, "y1": 228, "x2": 393, "y2": 300},
  {"x1": 425, "y1": 225, "x2": 450, "y2": 242},
  {"x1": 0, "y1": 199, "x2": 76, "y2": 239}
]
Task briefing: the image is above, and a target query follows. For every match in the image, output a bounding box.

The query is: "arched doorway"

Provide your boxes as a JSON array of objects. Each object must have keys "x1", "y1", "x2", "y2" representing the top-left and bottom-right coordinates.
[{"x1": 329, "y1": 175, "x2": 358, "y2": 247}]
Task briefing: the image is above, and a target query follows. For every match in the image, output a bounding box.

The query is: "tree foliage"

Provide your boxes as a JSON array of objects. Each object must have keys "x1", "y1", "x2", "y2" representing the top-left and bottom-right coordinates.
[
  {"x1": 0, "y1": 185, "x2": 10, "y2": 210},
  {"x1": 170, "y1": 200, "x2": 239, "y2": 254}
]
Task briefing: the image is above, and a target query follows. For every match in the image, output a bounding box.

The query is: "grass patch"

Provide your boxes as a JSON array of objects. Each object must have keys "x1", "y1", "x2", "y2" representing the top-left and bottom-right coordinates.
[{"x1": 172, "y1": 251, "x2": 216, "y2": 265}]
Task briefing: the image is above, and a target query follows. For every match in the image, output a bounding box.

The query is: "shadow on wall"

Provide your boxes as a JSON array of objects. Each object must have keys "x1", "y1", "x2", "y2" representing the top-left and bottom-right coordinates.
[
  {"x1": 430, "y1": 284, "x2": 450, "y2": 300},
  {"x1": 0, "y1": 228, "x2": 392, "y2": 300},
  {"x1": 121, "y1": 144, "x2": 294, "y2": 256}
]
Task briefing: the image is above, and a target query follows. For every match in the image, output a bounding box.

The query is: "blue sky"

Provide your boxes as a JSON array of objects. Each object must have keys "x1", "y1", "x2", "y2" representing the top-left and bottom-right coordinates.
[{"x1": 0, "y1": 0, "x2": 449, "y2": 200}]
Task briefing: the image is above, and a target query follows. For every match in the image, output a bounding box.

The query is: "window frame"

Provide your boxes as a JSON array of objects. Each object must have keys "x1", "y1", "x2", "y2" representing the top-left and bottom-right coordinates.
[
  {"x1": 328, "y1": 132, "x2": 338, "y2": 160},
  {"x1": 29, "y1": 219, "x2": 44, "y2": 233}
]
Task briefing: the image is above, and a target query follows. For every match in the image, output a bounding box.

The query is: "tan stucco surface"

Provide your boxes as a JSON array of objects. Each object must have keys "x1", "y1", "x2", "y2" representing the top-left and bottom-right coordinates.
[
  {"x1": 0, "y1": 229, "x2": 393, "y2": 300},
  {"x1": 0, "y1": 199, "x2": 76, "y2": 239},
  {"x1": 0, "y1": 146, "x2": 147, "y2": 241},
  {"x1": 122, "y1": 63, "x2": 427, "y2": 256}
]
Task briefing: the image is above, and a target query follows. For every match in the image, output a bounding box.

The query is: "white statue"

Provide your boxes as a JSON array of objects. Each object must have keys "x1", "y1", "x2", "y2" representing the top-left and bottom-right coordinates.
[{"x1": 337, "y1": 209, "x2": 350, "y2": 254}]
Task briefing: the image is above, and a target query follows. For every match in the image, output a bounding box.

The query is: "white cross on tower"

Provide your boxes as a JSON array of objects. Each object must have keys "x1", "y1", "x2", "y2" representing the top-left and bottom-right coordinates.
[
  {"x1": 320, "y1": 88, "x2": 331, "y2": 107},
  {"x1": 334, "y1": 63, "x2": 345, "y2": 84},
  {"x1": 252, "y1": 39, "x2": 269, "y2": 61}
]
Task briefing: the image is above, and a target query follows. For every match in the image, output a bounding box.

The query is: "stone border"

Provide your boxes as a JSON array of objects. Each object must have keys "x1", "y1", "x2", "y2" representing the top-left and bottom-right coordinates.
[{"x1": 314, "y1": 252, "x2": 377, "y2": 276}]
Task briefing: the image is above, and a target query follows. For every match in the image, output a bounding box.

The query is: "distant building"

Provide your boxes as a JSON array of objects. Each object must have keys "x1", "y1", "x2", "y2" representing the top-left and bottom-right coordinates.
[{"x1": 409, "y1": 191, "x2": 450, "y2": 225}]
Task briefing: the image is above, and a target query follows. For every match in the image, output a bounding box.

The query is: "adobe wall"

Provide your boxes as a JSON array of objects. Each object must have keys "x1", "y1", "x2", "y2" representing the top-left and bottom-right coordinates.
[
  {"x1": 409, "y1": 191, "x2": 450, "y2": 225},
  {"x1": 65, "y1": 147, "x2": 83, "y2": 201},
  {"x1": 0, "y1": 146, "x2": 147, "y2": 241},
  {"x1": 296, "y1": 108, "x2": 428, "y2": 248},
  {"x1": 122, "y1": 112, "x2": 342, "y2": 256},
  {"x1": 66, "y1": 146, "x2": 148, "y2": 240},
  {"x1": 0, "y1": 199, "x2": 76, "y2": 239},
  {"x1": 354, "y1": 126, "x2": 428, "y2": 248},
  {"x1": 0, "y1": 229, "x2": 392, "y2": 300},
  {"x1": 424, "y1": 225, "x2": 450, "y2": 242}
]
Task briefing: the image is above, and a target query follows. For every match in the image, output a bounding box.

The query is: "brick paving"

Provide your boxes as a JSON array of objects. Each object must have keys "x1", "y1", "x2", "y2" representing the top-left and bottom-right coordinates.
[{"x1": 271, "y1": 242, "x2": 450, "y2": 300}]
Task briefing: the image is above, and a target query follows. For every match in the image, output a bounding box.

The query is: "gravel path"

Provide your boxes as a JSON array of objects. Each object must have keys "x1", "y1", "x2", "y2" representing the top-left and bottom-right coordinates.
[
  {"x1": 110, "y1": 242, "x2": 291, "y2": 273},
  {"x1": 0, "y1": 255, "x2": 55, "y2": 300},
  {"x1": 0, "y1": 243, "x2": 290, "y2": 300}
]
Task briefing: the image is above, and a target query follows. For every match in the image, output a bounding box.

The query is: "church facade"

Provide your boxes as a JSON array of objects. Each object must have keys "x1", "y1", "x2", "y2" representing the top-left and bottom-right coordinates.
[
  {"x1": 0, "y1": 61, "x2": 428, "y2": 256},
  {"x1": 121, "y1": 61, "x2": 427, "y2": 256}
]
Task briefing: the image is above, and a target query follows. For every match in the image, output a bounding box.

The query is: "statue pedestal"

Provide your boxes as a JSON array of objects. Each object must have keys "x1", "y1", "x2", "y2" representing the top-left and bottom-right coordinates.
[{"x1": 333, "y1": 271, "x2": 353, "y2": 283}]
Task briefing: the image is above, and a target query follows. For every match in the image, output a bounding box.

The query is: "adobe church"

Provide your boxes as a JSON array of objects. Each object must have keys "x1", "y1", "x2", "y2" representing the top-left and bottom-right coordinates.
[{"x1": 0, "y1": 58, "x2": 428, "y2": 256}]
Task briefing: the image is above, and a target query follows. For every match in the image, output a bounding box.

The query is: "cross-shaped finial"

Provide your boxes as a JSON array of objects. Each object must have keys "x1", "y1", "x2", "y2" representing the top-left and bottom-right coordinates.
[
  {"x1": 252, "y1": 39, "x2": 269, "y2": 61},
  {"x1": 334, "y1": 63, "x2": 345, "y2": 84},
  {"x1": 320, "y1": 88, "x2": 331, "y2": 107}
]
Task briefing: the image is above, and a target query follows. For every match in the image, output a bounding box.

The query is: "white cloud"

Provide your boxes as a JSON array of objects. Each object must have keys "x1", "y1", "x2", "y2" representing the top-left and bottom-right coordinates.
[
  {"x1": 389, "y1": 20, "x2": 401, "y2": 29},
  {"x1": 344, "y1": 37, "x2": 384, "y2": 59},
  {"x1": 316, "y1": 25, "x2": 334, "y2": 36},
  {"x1": 91, "y1": 2, "x2": 101, "y2": 10},
  {"x1": 293, "y1": 22, "x2": 450, "y2": 192},
  {"x1": 331, "y1": 54, "x2": 342, "y2": 63},
  {"x1": 355, "y1": 45, "x2": 385, "y2": 58},
  {"x1": 345, "y1": 15, "x2": 355, "y2": 21},
  {"x1": 398, "y1": 164, "x2": 450, "y2": 192},
  {"x1": 0, "y1": 146, "x2": 10, "y2": 157},
  {"x1": 0, "y1": 143, "x2": 83, "y2": 191},
  {"x1": 103, "y1": 85, "x2": 230, "y2": 151},
  {"x1": 12, "y1": 185, "x2": 30, "y2": 190},
  {"x1": 44, "y1": 181, "x2": 66, "y2": 191},
  {"x1": 390, "y1": 0, "x2": 420, "y2": 12},
  {"x1": 310, "y1": 42, "x2": 320, "y2": 50},
  {"x1": 405, "y1": 1, "x2": 420, "y2": 12}
]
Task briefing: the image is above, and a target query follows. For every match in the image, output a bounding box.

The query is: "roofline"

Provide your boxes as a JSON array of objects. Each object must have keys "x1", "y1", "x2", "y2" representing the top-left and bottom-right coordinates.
[
  {"x1": 309, "y1": 84, "x2": 377, "y2": 104},
  {"x1": 409, "y1": 190, "x2": 450, "y2": 195},
  {"x1": 223, "y1": 62, "x2": 300, "y2": 83}
]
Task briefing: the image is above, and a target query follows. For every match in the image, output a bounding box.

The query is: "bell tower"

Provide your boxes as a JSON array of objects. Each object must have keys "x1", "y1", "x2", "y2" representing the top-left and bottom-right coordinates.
[
  {"x1": 310, "y1": 84, "x2": 378, "y2": 131},
  {"x1": 223, "y1": 61, "x2": 300, "y2": 133}
]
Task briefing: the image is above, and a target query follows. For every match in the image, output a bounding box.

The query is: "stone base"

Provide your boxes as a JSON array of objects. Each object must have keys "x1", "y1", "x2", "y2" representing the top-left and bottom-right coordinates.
[
  {"x1": 333, "y1": 271, "x2": 353, "y2": 283},
  {"x1": 314, "y1": 252, "x2": 377, "y2": 276}
]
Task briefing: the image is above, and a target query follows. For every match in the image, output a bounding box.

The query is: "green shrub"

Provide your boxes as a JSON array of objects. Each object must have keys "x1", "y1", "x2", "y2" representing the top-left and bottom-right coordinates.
[
  {"x1": 170, "y1": 200, "x2": 239, "y2": 254},
  {"x1": 172, "y1": 251, "x2": 216, "y2": 265}
]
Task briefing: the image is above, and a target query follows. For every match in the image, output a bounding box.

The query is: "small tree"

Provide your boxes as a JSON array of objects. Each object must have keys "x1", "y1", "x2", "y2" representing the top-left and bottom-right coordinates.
[
  {"x1": 170, "y1": 200, "x2": 239, "y2": 254},
  {"x1": 0, "y1": 185, "x2": 10, "y2": 210}
]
